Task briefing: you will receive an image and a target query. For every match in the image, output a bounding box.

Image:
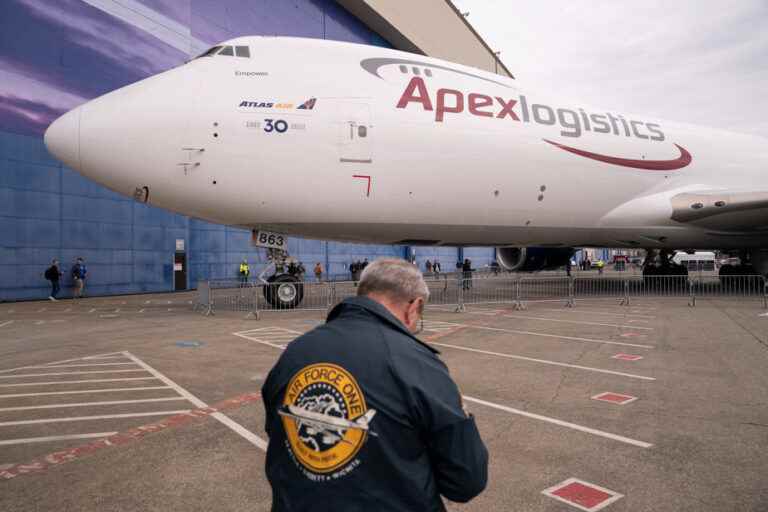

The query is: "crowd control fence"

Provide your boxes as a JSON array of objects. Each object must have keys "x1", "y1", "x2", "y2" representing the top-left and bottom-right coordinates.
[{"x1": 195, "y1": 274, "x2": 768, "y2": 317}]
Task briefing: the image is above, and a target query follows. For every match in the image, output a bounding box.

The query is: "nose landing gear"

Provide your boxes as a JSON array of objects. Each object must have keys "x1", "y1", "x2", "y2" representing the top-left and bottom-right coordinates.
[{"x1": 259, "y1": 248, "x2": 305, "y2": 309}]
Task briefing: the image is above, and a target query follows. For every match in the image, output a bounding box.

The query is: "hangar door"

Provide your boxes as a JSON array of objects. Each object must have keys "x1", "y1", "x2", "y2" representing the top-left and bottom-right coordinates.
[{"x1": 337, "y1": 103, "x2": 372, "y2": 164}]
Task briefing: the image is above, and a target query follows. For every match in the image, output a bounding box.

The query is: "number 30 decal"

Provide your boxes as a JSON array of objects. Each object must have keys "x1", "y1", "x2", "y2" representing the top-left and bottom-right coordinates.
[{"x1": 264, "y1": 119, "x2": 288, "y2": 133}]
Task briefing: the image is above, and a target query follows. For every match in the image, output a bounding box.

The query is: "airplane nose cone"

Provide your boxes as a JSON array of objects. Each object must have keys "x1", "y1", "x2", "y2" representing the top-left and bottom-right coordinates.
[{"x1": 44, "y1": 107, "x2": 81, "y2": 169}]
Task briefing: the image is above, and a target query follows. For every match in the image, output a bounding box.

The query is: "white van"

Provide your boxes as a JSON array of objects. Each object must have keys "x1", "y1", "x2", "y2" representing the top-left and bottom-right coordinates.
[{"x1": 672, "y1": 251, "x2": 716, "y2": 271}]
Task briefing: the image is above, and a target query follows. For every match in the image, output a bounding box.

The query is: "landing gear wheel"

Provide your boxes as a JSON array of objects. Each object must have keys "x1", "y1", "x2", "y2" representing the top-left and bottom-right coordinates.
[{"x1": 263, "y1": 274, "x2": 304, "y2": 309}]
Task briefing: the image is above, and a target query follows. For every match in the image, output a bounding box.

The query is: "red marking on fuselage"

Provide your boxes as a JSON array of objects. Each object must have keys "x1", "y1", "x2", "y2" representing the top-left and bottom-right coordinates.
[
  {"x1": 544, "y1": 139, "x2": 692, "y2": 171},
  {"x1": 352, "y1": 175, "x2": 372, "y2": 197}
]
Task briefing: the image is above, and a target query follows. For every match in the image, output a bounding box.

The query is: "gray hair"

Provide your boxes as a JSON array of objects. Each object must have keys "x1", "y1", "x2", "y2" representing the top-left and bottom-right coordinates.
[{"x1": 357, "y1": 258, "x2": 430, "y2": 303}]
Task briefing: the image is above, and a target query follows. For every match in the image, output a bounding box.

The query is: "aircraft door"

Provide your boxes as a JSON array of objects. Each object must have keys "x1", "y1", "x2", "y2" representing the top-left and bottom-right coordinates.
[{"x1": 337, "y1": 103, "x2": 372, "y2": 164}]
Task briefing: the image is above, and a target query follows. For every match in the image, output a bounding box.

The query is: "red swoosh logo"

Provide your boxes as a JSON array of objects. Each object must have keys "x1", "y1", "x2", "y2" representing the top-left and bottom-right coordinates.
[{"x1": 544, "y1": 139, "x2": 692, "y2": 171}]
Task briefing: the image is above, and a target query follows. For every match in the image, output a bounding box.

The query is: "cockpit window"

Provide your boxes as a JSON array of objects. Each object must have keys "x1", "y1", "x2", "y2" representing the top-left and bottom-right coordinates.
[
  {"x1": 192, "y1": 44, "x2": 251, "y2": 60},
  {"x1": 194, "y1": 46, "x2": 222, "y2": 59}
]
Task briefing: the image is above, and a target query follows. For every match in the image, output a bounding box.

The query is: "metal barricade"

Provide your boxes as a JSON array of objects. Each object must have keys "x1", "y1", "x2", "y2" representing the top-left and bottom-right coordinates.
[
  {"x1": 573, "y1": 276, "x2": 628, "y2": 302},
  {"x1": 424, "y1": 275, "x2": 459, "y2": 308},
  {"x1": 258, "y1": 280, "x2": 341, "y2": 313},
  {"x1": 689, "y1": 274, "x2": 767, "y2": 307},
  {"x1": 195, "y1": 271, "x2": 768, "y2": 318},
  {"x1": 628, "y1": 275, "x2": 691, "y2": 299},
  {"x1": 458, "y1": 276, "x2": 518, "y2": 307},
  {"x1": 519, "y1": 276, "x2": 571, "y2": 305},
  {"x1": 194, "y1": 279, "x2": 213, "y2": 315},
  {"x1": 208, "y1": 279, "x2": 259, "y2": 315}
]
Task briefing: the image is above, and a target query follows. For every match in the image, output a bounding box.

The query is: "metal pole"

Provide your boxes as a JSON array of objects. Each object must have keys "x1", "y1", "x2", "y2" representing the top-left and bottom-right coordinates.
[
  {"x1": 620, "y1": 279, "x2": 630, "y2": 306},
  {"x1": 206, "y1": 281, "x2": 214, "y2": 316},
  {"x1": 455, "y1": 274, "x2": 465, "y2": 313},
  {"x1": 512, "y1": 277, "x2": 526, "y2": 311},
  {"x1": 247, "y1": 283, "x2": 260, "y2": 320},
  {"x1": 688, "y1": 278, "x2": 696, "y2": 307}
]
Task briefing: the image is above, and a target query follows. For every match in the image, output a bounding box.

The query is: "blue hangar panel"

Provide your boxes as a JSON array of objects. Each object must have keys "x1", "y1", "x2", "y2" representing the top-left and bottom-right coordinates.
[{"x1": 0, "y1": 0, "x2": 465, "y2": 300}]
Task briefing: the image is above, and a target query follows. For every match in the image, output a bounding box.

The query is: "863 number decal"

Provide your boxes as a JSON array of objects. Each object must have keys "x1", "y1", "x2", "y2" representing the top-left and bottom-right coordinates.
[{"x1": 253, "y1": 230, "x2": 287, "y2": 250}]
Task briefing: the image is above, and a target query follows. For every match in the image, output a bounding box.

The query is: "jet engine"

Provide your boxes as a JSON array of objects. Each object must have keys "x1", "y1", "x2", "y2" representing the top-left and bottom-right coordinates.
[{"x1": 496, "y1": 247, "x2": 575, "y2": 272}]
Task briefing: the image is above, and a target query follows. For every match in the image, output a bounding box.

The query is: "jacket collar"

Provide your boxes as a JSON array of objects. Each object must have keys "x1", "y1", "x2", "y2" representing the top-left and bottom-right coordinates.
[{"x1": 327, "y1": 296, "x2": 439, "y2": 354}]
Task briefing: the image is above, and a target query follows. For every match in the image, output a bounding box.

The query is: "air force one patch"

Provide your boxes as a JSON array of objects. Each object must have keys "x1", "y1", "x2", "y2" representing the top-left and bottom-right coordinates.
[{"x1": 281, "y1": 363, "x2": 375, "y2": 480}]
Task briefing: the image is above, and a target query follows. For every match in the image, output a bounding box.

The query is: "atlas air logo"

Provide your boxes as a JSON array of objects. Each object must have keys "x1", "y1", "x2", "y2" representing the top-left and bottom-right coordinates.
[
  {"x1": 396, "y1": 77, "x2": 665, "y2": 141},
  {"x1": 238, "y1": 98, "x2": 316, "y2": 110}
]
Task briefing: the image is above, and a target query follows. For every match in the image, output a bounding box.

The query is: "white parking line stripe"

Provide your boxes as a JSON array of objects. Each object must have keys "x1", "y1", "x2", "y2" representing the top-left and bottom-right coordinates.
[
  {"x1": 502, "y1": 315, "x2": 654, "y2": 330},
  {"x1": 233, "y1": 332, "x2": 296, "y2": 350},
  {"x1": 537, "y1": 308, "x2": 655, "y2": 319},
  {"x1": 0, "y1": 352, "x2": 126, "y2": 374},
  {"x1": 82, "y1": 353, "x2": 125, "y2": 359},
  {"x1": 34, "y1": 363, "x2": 138, "y2": 368},
  {"x1": 467, "y1": 324, "x2": 655, "y2": 349},
  {"x1": 243, "y1": 327, "x2": 301, "y2": 334},
  {"x1": 0, "y1": 377, "x2": 158, "y2": 388},
  {"x1": 0, "y1": 386, "x2": 172, "y2": 398},
  {"x1": 0, "y1": 320, "x2": 14, "y2": 328},
  {"x1": 431, "y1": 343, "x2": 655, "y2": 381},
  {"x1": 0, "y1": 397, "x2": 187, "y2": 412},
  {"x1": 0, "y1": 369, "x2": 147, "y2": 379},
  {"x1": 0, "y1": 410, "x2": 190, "y2": 427},
  {"x1": 463, "y1": 396, "x2": 653, "y2": 448},
  {"x1": 0, "y1": 432, "x2": 118, "y2": 447},
  {"x1": 123, "y1": 352, "x2": 268, "y2": 451}
]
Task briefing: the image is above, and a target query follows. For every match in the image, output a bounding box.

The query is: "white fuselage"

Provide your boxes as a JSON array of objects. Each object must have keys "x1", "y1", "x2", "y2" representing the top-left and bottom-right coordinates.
[{"x1": 44, "y1": 37, "x2": 768, "y2": 250}]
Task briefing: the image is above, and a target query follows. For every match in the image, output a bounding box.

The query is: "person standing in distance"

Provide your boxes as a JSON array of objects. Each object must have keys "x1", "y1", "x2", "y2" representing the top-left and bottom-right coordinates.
[
  {"x1": 44, "y1": 259, "x2": 62, "y2": 301},
  {"x1": 239, "y1": 258, "x2": 250, "y2": 285},
  {"x1": 71, "y1": 257, "x2": 87, "y2": 299},
  {"x1": 262, "y1": 258, "x2": 488, "y2": 511}
]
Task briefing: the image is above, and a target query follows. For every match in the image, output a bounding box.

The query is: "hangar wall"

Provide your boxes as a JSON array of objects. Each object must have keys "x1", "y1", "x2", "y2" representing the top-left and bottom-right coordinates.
[{"x1": 0, "y1": 0, "x2": 494, "y2": 301}]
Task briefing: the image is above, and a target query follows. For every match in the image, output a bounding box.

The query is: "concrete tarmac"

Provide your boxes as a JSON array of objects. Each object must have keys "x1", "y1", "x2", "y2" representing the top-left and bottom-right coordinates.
[{"x1": 0, "y1": 293, "x2": 767, "y2": 511}]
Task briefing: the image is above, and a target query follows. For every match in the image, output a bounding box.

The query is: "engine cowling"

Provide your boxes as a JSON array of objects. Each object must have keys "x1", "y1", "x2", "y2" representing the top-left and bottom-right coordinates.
[{"x1": 496, "y1": 247, "x2": 575, "y2": 272}]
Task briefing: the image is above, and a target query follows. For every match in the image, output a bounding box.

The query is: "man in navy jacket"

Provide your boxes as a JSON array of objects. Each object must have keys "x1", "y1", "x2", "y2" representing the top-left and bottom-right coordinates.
[{"x1": 262, "y1": 258, "x2": 488, "y2": 511}]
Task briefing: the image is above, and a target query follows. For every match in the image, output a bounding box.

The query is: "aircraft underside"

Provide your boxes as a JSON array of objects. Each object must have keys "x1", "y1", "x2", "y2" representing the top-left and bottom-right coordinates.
[{"x1": 254, "y1": 222, "x2": 768, "y2": 250}]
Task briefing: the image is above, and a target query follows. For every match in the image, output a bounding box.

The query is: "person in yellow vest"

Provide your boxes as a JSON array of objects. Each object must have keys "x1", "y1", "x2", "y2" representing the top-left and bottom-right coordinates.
[{"x1": 239, "y1": 259, "x2": 250, "y2": 284}]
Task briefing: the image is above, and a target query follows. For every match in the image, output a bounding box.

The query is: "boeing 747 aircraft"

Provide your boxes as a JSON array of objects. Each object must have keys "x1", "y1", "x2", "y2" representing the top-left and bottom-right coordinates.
[{"x1": 44, "y1": 37, "x2": 768, "y2": 307}]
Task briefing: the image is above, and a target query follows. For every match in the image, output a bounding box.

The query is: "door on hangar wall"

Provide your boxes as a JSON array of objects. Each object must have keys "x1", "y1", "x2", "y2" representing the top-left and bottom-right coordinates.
[
  {"x1": 174, "y1": 252, "x2": 187, "y2": 291},
  {"x1": 337, "y1": 102, "x2": 372, "y2": 164}
]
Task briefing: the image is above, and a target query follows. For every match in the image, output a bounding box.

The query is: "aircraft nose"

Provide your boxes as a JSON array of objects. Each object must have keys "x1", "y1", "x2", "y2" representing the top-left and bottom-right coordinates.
[{"x1": 44, "y1": 107, "x2": 81, "y2": 169}]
